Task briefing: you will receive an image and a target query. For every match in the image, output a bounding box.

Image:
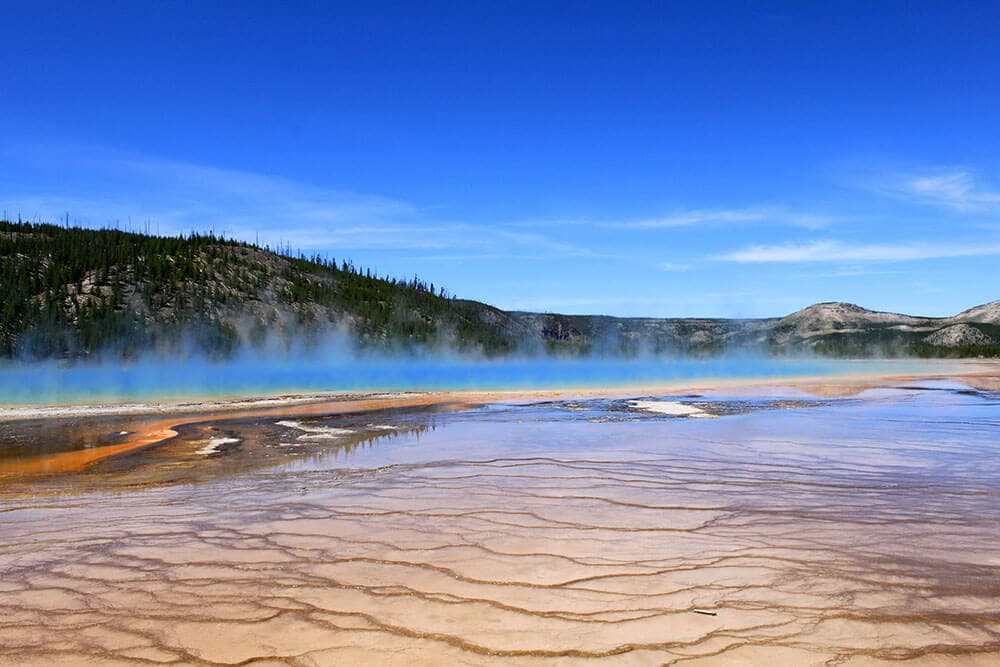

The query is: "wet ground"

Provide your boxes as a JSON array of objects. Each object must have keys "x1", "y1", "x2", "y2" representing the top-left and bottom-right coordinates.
[{"x1": 1, "y1": 380, "x2": 1000, "y2": 665}]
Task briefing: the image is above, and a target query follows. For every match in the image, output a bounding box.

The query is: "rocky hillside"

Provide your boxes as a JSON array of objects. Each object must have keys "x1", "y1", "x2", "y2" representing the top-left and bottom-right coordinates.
[
  {"x1": 0, "y1": 220, "x2": 522, "y2": 359},
  {"x1": 767, "y1": 302, "x2": 1000, "y2": 357},
  {"x1": 924, "y1": 324, "x2": 997, "y2": 347},
  {"x1": 508, "y1": 312, "x2": 775, "y2": 356},
  {"x1": 951, "y1": 300, "x2": 1000, "y2": 325},
  {"x1": 1, "y1": 220, "x2": 997, "y2": 360}
]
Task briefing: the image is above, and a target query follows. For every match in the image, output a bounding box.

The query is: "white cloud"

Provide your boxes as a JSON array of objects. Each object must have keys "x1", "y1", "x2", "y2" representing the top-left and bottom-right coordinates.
[
  {"x1": 0, "y1": 145, "x2": 605, "y2": 259},
  {"x1": 506, "y1": 207, "x2": 839, "y2": 232},
  {"x1": 659, "y1": 262, "x2": 695, "y2": 271},
  {"x1": 500, "y1": 291, "x2": 807, "y2": 318},
  {"x1": 609, "y1": 207, "x2": 837, "y2": 230},
  {"x1": 879, "y1": 168, "x2": 1000, "y2": 212},
  {"x1": 504, "y1": 292, "x2": 756, "y2": 311},
  {"x1": 715, "y1": 239, "x2": 1000, "y2": 263},
  {"x1": 2, "y1": 146, "x2": 415, "y2": 247},
  {"x1": 806, "y1": 266, "x2": 907, "y2": 279}
]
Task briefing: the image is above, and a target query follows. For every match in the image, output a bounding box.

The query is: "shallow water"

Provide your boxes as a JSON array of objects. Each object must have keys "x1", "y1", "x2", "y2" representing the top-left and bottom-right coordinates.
[{"x1": 2, "y1": 381, "x2": 1000, "y2": 665}]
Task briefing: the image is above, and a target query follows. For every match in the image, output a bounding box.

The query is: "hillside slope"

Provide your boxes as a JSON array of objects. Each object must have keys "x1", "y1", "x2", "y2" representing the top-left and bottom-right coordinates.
[
  {"x1": 0, "y1": 220, "x2": 522, "y2": 359},
  {"x1": 768, "y1": 302, "x2": 1000, "y2": 357},
  {"x1": 2, "y1": 220, "x2": 998, "y2": 360},
  {"x1": 951, "y1": 300, "x2": 1000, "y2": 325}
]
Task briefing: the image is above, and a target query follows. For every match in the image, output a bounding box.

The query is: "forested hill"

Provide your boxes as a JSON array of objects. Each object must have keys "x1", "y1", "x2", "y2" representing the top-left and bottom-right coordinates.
[
  {"x1": 2, "y1": 219, "x2": 999, "y2": 360},
  {"x1": 0, "y1": 219, "x2": 521, "y2": 359}
]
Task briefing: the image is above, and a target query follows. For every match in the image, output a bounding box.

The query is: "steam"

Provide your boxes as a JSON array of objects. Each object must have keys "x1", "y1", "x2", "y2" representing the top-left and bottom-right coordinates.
[{"x1": 0, "y1": 333, "x2": 922, "y2": 407}]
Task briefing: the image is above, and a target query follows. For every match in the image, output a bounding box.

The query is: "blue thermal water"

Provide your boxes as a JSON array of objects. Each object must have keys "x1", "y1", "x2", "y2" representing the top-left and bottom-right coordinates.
[{"x1": 0, "y1": 354, "x2": 943, "y2": 406}]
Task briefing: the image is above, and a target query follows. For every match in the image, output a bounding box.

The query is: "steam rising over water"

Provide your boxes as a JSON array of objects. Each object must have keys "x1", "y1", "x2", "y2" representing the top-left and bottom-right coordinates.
[{"x1": 0, "y1": 353, "x2": 939, "y2": 405}]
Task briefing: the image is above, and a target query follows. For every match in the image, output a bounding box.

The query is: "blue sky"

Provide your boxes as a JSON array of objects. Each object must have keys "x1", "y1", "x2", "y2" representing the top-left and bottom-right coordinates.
[{"x1": 3, "y1": 1, "x2": 999, "y2": 318}]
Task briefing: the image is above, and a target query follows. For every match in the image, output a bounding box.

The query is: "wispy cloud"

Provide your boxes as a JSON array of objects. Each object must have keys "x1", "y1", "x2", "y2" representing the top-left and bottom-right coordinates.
[
  {"x1": 659, "y1": 262, "x2": 695, "y2": 271},
  {"x1": 715, "y1": 239, "x2": 1000, "y2": 263},
  {"x1": 877, "y1": 168, "x2": 1000, "y2": 212},
  {"x1": 806, "y1": 266, "x2": 907, "y2": 279},
  {"x1": 490, "y1": 228, "x2": 603, "y2": 258},
  {"x1": 2, "y1": 145, "x2": 416, "y2": 246},
  {"x1": 506, "y1": 207, "x2": 840, "y2": 232},
  {"x1": 0, "y1": 145, "x2": 605, "y2": 259},
  {"x1": 608, "y1": 207, "x2": 838, "y2": 230},
  {"x1": 502, "y1": 291, "x2": 804, "y2": 317},
  {"x1": 504, "y1": 292, "x2": 754, "y2": 311}
]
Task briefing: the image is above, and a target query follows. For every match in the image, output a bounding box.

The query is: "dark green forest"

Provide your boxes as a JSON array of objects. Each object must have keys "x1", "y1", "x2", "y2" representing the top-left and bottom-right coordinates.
[{"x1": 0, "y1": 219, "x2": 517, "y2": 359}]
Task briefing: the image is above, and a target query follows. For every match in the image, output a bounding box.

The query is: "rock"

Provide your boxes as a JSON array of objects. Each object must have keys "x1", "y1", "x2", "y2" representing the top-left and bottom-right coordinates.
[
  {"x1": 949, "y1": 300, "x2": 1000, "y2": 325},
  {"x1": 923, "y1": 324, "x2": 996, "y2": 347}
]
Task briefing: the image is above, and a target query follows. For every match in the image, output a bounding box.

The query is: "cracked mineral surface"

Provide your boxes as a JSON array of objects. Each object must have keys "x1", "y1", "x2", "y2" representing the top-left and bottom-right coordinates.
[{"x1": 1, "y1": 380, "x2": 999, "y2": 665}]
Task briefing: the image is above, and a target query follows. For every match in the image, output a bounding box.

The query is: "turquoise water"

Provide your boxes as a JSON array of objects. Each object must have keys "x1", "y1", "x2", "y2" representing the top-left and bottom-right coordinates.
[{"x1": 0, "y1": 354, "x2": 942, "y2": 406}]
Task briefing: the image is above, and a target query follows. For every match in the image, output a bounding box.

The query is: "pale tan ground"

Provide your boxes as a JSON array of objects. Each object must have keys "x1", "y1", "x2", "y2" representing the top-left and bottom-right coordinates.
[{"x1": 1, "y1": 363, "x2": 999, "y2": 665}]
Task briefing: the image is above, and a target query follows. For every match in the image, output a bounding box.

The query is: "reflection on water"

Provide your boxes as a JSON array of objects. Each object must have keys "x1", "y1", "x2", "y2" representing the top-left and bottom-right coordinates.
[{"x1": 2, "y1": 381, "x2": 1000, "y2": 665}]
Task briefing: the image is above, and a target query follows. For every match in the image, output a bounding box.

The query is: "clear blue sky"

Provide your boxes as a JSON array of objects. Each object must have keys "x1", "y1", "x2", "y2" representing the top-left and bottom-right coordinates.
[{"x1": 3, "y1": 1, "x2": 999, "y2": 317}]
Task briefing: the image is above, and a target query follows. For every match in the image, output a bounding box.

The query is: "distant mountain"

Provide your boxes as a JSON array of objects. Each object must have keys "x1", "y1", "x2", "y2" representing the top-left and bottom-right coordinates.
[
  {"x1": 950, "y1": 300, "x2": 1000, "y2": 325},
  {"x1": 766, "y1": 301, "x2": 999, "y2": 356},
  {"x1": 773, "y1": 302, "x2": 930, "y2": 339},
  {"x1": 1, "y1": 220, "x2": 998, "y2": 360}
]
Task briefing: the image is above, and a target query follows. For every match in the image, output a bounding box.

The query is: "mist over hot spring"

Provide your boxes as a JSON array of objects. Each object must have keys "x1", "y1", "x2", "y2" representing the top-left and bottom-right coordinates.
[{"x1": 0, "y1": 335, "x2": 937, "y2": 406}]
